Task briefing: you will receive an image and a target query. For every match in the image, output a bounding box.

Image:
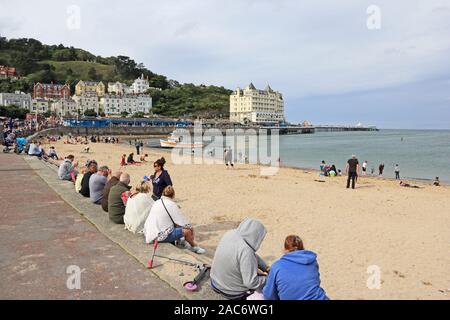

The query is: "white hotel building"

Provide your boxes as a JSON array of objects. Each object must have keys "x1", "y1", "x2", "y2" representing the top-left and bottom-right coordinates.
[
  {"x1": 229, "y1": 83, "x2": 285, "y2": 124},
  {"x1": 0, "y1": 92, "x2": 32, "y2": 109},
  {"x1": 100, "y1": 94, "x2": 152, "y2": 116}
]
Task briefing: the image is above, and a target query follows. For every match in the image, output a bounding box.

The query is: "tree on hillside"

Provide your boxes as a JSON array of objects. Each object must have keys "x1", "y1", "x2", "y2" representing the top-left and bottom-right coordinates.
[{"x1": 88, "y1": 67, "x2": 98, "y2": 81}]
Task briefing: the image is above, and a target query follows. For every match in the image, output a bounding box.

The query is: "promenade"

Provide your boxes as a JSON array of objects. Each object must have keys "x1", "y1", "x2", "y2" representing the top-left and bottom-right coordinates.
[{"x1": 0, "y1": 152, "x2": 180, "y2": 299}]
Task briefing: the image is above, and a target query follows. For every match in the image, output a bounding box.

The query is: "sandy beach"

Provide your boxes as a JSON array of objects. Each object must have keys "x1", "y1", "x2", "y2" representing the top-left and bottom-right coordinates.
[{"x1": 47, "y1": 139, "x2": 450, "y2": 300}]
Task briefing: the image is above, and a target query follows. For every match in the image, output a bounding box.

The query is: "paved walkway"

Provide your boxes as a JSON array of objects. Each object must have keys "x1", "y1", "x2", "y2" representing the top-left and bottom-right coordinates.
[{"x1": 0, "y1": 153, "x2": 180, "y2": 299}]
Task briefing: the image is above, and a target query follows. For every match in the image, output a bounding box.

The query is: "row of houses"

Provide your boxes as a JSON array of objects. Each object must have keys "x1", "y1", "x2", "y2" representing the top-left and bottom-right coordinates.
[
  {"x1": 1, "y1": 74, "x2": 153, "y2": 116},
  {"x1": 0, "y1": 91, "x2": 152, "y2": 116},
  {"x1": 32, "y1": 74, "x2": 151, "y2": 99},
  {"x1": 0, "y1": 65, "x2": 18, "y2": 80}
]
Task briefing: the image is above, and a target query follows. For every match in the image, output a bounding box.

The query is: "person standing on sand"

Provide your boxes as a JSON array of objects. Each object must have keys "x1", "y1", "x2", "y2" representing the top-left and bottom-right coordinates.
[
  {"x1": 362, "y1": 161, "x2": 368, "y2": 176},
  {"x1": 379, "y1": 163, "x2": 385, "y2": 176},
  {"x1": 150, "y1": 157, "x2": 173, "y2": 200},
  {"x1": 135, "y1": 140, "x2": 140, "y2": 155},
  {"x1": 345, "y1": 155, "x2": 360, "y2": 189},
  {"x1": 225, "y1": 147, "x2": 234, "y2": 168},
  {"x1": 395, "y1": 164, "x2": 400, "y2": 180}
]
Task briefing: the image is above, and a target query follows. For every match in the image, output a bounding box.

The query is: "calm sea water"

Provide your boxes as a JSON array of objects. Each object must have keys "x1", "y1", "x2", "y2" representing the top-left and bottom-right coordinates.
[
  {"x1": 147, "y1": 129, "x2": 450, "y2": 182},
  {"x1": 278, "y1": 130, "x2": 450, "y2": 182}
]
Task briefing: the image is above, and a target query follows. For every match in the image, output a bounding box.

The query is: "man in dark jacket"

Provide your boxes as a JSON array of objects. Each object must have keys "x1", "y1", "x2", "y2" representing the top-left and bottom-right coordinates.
[
  {"x1": 80, "y1": 160, "x2": 98, "y2": 197},
  {"x1": 101, "y1": 171, "x2": 122, "y2": 212},
  {"x1": 108, "y1": 173, "x2": 131, "y2": 224}
]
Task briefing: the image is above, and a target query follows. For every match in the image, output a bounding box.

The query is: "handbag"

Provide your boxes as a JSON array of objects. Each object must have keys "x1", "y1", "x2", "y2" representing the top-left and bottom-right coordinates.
[{"x1": 160, "y1": 197, "x2": 177, "y2": 228}]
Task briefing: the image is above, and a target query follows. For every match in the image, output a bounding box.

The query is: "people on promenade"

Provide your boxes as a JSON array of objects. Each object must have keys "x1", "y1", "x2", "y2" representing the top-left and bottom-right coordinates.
[
  {"x1": 210, "y1": 218, "x2": 268, "y2": 300},
  {"x1": 143, "y1": 186, "x2": 205, "y2": 254},
  {"x1": 58, "y1": 155, "x2": 78, "y2": 181},
  {"x1": 150, "y1": 157, "x2": 172, "y2": 201},
  {"x1": 108, "y1": 173, "x2": 132, "y2": 224},
  {"x1": 395, "y1": 164, "x2": 400, "y2": 180},
  {"x1": 346, "y1": 155, "x2": 360, "y2": 189},
  {"x1": 75, "y1": 167, "x2": 86, "y2": 193},
  {"x1": 262, "y1": 235, "x2": 328, "y2": 300},
  {"x1": 124, "y1": 181, "x2": 155, "y2": 234},
  {"x1": 101, "y1": 171, "x2": 122, "y2": 212},
  {"x1": 28, "y1": 141, "x2": 44, "y2": 157},
  {"x1": 79, "y1": 160, "x2": 98, "y2": 197},
  {"x1": 89, "y1": 166, "x2": 110, "y2": 204},
  {"x1": 379, "y1": 163, "x2": 385, "y2": 176}
]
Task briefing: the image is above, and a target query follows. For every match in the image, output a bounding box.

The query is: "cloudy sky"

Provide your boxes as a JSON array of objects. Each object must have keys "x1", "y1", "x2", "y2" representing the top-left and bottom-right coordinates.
[{"x1": 1, "y1": 0, "x2": 449, "y2": 128}]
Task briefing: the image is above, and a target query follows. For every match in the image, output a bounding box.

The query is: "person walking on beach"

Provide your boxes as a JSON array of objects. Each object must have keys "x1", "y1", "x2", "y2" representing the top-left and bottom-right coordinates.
[
  {"x1": 135, "y1": 140, "x2": 140, "y2": 155},
  {"x1": 362, "y1": 161, "x2": 368, "y2": 176},
  {"x1": 346, "y1": 155, "x2": 360, "y2": 189},
  {"x1": 379, "y1": 163, "x2": 385, "y2": 176},
  {"x1": 395, "y1": 164, "x2": 400, "y2": 180},
  {"x1": 224, "y1": 147, "x2": 234, "y2": 168}
]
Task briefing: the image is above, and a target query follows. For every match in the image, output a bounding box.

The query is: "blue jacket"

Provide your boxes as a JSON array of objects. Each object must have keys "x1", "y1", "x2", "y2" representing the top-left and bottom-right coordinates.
[{"x1": 263, "y1": 250, "x2": 328, "y2": 300}]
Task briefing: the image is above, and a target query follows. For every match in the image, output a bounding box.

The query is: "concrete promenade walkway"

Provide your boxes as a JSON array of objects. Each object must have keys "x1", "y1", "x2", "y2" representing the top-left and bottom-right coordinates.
[{"x1": 0, "y1": 153, "x2": 180, "y2": 299}]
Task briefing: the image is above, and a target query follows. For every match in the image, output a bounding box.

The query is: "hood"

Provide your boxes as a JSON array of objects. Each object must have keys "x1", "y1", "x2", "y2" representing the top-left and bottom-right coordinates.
[
  {"x1": 236, "y1": 218, "x2": 267, "y2": 251},
  {"x1": 282, "y1": 250, "x2": 317, "y2": 265}
]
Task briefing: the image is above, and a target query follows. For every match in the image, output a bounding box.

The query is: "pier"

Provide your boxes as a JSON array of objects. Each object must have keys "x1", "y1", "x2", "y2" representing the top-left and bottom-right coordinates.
[{"x1": 314, "y1": 125, "x2": 379, "y2": 132}]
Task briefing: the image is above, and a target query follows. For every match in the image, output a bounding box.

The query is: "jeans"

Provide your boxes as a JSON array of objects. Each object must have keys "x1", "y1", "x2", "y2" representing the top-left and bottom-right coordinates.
[
  {"x1": 395, "y1": 171, "x2": 400, "y2": 179},
  {"x1": 347, "y1": 172, "x2": 357, "y2": 189}
]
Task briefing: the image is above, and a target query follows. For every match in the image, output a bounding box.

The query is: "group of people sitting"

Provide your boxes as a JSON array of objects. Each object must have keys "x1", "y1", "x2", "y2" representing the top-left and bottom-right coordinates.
[
  {"x1": 58, "y1": 155, "x2": 206, "y2": 255},
  {"x1": 120, "y1": 153, "x2": 149, "y2": 166},
  {"x1": 210, "y1": 218, "x2": 328, "y2": 300},
  {"x1": 57, "y1": 152, "x2": 328, "y2": 300},
  {"x1": 320, "y1": 161, "x2": 341, "y2": 177}
]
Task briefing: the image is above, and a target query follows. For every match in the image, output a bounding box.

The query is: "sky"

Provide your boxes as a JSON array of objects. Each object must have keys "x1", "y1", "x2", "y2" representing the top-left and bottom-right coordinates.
[{"x1": 1, "y1": 0, "x2": 449, "y2": 129}]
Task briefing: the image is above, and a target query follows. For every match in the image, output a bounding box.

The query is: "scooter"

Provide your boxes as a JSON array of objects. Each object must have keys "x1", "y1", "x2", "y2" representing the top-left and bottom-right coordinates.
[{"x1": 147, "y1": 240, "x2": 211, "y2": 292}]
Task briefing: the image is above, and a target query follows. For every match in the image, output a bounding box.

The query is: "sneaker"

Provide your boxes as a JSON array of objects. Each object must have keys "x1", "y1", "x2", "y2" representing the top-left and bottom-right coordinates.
[{"x1": 191, "y1": 246, "x2": 206, "y2": 254}]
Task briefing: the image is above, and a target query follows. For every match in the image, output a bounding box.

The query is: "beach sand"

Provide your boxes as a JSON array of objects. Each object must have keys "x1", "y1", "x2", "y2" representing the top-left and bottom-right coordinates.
[{"x1": 48, "y1": 139, "x2": 450, "y2": 300}]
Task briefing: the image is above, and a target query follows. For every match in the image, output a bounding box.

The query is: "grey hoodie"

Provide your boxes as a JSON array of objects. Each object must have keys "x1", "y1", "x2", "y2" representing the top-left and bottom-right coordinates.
[{"x1": 210, "y1": 218, "x2": 267, "y2": 296}]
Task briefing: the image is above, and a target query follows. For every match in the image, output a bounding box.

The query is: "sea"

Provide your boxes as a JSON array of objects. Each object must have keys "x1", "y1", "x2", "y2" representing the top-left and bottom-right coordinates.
[{"x1": 146, "y1": 129, "x2": 450, "y2": 182}]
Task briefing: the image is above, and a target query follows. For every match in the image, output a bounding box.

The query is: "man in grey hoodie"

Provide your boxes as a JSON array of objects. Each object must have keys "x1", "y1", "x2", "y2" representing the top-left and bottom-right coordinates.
[{"x1": 210, "y1": 218, "x2": 268, "y2": 299}]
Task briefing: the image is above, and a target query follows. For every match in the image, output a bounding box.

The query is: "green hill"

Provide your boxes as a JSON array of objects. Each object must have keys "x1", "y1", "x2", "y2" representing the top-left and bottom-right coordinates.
[{"x1": 0, "y1": 37, "x2": 231, "y2": 118}]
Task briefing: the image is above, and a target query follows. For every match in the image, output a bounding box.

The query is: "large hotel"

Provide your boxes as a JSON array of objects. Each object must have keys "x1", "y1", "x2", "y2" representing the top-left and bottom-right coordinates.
[{"x1": 229, "y1": 83, "x2": 285, "y2": 124}]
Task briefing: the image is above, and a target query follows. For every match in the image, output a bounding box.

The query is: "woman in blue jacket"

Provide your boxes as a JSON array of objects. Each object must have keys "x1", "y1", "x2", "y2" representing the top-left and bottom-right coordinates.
[{"x1": 263, "y1": 235, "x2": 328, "y2": 300}]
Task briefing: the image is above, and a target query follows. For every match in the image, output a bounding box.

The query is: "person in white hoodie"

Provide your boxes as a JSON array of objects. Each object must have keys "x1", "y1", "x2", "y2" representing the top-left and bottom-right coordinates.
[
  {"x1": 124, "y1": 181, "x2": 155, "y2": 234},
  {"x1": 143, "y1": 186, "x2": 205, "y2": 254}
]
